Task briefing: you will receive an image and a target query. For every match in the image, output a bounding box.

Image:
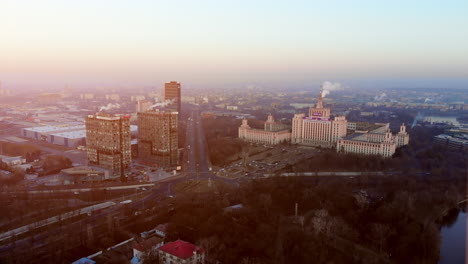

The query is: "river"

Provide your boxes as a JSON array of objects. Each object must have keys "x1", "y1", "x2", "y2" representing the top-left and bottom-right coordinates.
[{"x1": 439, "y1": 209, "x2": 466, "y2": 264}]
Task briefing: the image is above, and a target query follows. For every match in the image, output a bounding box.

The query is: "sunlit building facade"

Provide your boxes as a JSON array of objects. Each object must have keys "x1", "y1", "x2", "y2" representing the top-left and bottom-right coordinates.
[
  {"x1": 291, "y1": 91, "x2": 348, "y2": 146},
  {"x1": 239, "y1": 114, "x2": 291, "y2": 145},
  {"x1": 85, "y1": 113, "x2": 131, "y2": 178},
  {"x1": 337, "y1": 123, "x2": 409, "y2": 157},
  {"x1": 164, "y1": 81, "x2": 181, "y2": 113},
  {"x1": 137, "y1": 109, "x2": 179, "y2": 167}
]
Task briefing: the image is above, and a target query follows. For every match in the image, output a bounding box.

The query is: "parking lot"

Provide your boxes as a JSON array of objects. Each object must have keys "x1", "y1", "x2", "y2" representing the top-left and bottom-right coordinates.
[{"x1": 216, "y1": 144, "x2": 319, "y2": 179}]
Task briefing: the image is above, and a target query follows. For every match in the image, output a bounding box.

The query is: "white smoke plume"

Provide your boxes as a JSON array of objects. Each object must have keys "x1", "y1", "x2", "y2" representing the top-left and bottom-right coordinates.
[
  {"x1": 374, "y1": 93, "x2": 387, "y2": 101},
  {"x1": 424, "y1": 98, "x2": 433, "y2": 103},
  {"x1": 321, "y1": 81, "x2": 344, "y2": 97},
  {"x1": 150, "y1": 99, "x2": 174, "y2": 108},
  {"x1": 100, "y1": 103, "x2": 121, "y2": 111}
]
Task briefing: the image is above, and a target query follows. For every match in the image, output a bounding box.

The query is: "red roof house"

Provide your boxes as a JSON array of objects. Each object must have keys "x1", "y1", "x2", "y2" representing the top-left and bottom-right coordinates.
[{"x1": 158, "y1": 240, "x2": 205, "y2": 264}]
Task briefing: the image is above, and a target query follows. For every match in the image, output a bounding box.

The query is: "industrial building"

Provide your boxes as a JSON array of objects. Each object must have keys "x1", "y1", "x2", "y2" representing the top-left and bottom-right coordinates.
[
  {"x1": 86, "y1": 113, "x2": 132, "y2": 179},
  {"x1": 61, "y1": 166, "x2": 110, "y2": 184},
  {"x1": 21, "y1": 124, "x2": 137, "y2": 148},
  {"x1": 137, "y1": 109, "x2": 178, "y2": 168},
  {"x1": 21, "y1": 125, "x2": 86, "y2": 148}
]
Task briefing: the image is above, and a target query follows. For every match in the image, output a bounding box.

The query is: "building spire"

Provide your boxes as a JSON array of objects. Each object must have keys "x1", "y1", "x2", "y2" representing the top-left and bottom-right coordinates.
[{"x1": 317, "y1": 89, "x2": 324, "y2": 108}]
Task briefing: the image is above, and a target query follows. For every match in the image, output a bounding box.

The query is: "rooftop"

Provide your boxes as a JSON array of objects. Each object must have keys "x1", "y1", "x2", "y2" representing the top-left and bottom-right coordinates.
[
  {"x1": 0, "y1": 155, "x2": 24, "y2": 161},
  {"x1": 343, "y1": 133, "x2": 367, "y2": 141},
  {"x1": 61, "y1": 166, "x2": 107, "y2": 175},
  {"x1": 51, "y1": 130, "x2": 86, "y2": 139},
  {"x1": 134, "y1": 236, "x2": 163, "y2": 252},
  {"x1": 24, "y1": 125, "x2": 85, "y2": 133},
  {"x1": 72, "y1": 258, "x2": 96, "y2": 264},
  {"x1": 158, "y1": 240, "x2": 203, "y2": 259},
  {"x1": 303, "y1": 117, "x2": 331, "y2": 121},
  {"x1": 155, "y1": 223, "x2": 168, "y2": 233}
]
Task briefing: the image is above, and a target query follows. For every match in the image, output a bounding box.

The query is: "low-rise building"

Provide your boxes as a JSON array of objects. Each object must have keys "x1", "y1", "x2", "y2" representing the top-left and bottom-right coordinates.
[
  {"x1": 80, "y1": 93, "x2": 94, "y2": 100},
  {"x1": 154, "y1": 223, "x2": 168, "y2": 238},
  {"x1": 61, "y1": 166, "x2": 110, "y2": 184},
  {"x1": 158, "y1": 240, "x2": 204, "y2": 264},
  {"x1": 22, "y1": 125, "x2": 85, "y2": 143},
  {"x1": 105, "y1": 94, "x2": 120, "y2": 101},
  {"x1": 140, "y1": 223, "x2": 168, "y2": 239},
  {"x1": 337, "y1": 123, "x2": 409, "y2": 157},
  {"x1": 239, "y1": 114, "x2": 291, "y2": 145},
  {"x1": 0, "y1": 155, "x2": 26, "y2": 166},
  {"x1": 131, "y1": 236, "x2": 164, "y2": 264},
  {"x1": 434, "y1": 133, "x2": 468, "y2": 152}
]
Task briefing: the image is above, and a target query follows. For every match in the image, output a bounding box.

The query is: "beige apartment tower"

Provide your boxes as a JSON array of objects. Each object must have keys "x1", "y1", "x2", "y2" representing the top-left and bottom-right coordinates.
[
  {"x1": 164, "y1": 81, "x2": 181, "y2": 113},
  {"x1": 137, "y1": 109, "x2": 178, "y2": 167},
  {"x1": 85, "y1": 113, "x2": 131, "y2": 179}
]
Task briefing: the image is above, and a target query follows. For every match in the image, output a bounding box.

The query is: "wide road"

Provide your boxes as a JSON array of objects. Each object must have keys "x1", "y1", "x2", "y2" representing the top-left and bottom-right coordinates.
[
  {"x1": 0, "y1": 110, "x2": 235, "y2": 260},
  {"x1": 185, "y1": 110, "x2": 237, "y2": 185}
]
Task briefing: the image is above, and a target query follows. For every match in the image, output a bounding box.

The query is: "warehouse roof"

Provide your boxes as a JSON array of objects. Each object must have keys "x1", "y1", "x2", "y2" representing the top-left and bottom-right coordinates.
[
  {"x1": 24, "y1": 125, "x2": 85, "y2": 133},
  {"x1": 51, "y1": 130, "x2": 86, "y2": 139}
]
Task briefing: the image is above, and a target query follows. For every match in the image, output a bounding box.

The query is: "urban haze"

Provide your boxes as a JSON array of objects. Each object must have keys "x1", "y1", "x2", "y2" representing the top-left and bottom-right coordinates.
[{"x1": 0, "y1": 1, "x2": 467, "y2": 264}]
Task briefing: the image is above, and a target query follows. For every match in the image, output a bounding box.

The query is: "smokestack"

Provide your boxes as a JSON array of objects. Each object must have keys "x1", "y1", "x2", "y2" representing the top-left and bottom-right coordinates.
[
  {"x1": 150, "y1": 99, "x2": 175, "y2": 109},
  {"x1": 374, "y1": 93, "x2": 387, "y2": 101},
  {"x1": 320, "y1": 81, "x2": 344, "y2": 98},
  {"x1": 99, "y1": 103, "x2": 121, "y2": 112}
]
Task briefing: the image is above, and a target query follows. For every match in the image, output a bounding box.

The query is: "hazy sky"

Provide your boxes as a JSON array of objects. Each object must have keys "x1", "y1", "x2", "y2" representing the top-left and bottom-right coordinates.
[{"x1": 1, "y1": 0, "x2": 467, "y2": 90}]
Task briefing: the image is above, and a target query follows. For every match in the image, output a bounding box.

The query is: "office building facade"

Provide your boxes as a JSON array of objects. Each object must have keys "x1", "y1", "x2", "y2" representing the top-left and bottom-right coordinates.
[
  {"x1": 164, "y1": 81, "x2": 181, "y2": 113},
  {"x1": 85, "y1": 113, "x2": 131, "y2": 178},
  {"x1": 137, "y1": 109, "x2": 178, "y2": 167}
]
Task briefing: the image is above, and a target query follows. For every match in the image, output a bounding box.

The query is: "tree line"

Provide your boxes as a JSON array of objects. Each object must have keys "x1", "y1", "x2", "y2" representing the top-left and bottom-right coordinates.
[{"x1": 153, "y1": 174, "x2": 465, "y2": 263}]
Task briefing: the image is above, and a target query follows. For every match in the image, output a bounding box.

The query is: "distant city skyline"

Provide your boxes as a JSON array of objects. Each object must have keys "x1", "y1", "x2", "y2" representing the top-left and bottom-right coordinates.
[{"x1": 1, "y1": 0, "x2": 467, "y2": 90}]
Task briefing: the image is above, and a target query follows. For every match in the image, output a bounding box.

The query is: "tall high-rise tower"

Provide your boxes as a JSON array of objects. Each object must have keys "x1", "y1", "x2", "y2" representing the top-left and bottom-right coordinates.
[
  {"x1": 137, "y1": 109, "x2": 178, "y2": 167},
  {"x1": 164, "y1": 81, "x2": 181, "y2": 113},
  {"x1": 85, "y1": 113, "x2": 131, "y2": 180}
]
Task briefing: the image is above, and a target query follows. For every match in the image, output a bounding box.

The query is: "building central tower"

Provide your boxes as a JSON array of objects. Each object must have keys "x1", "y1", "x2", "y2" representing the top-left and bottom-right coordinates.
[
  {"x1": 292, "y1": 90, "x2": 347, "y2": 146},
  {"x1": 308, "y1": 90, "x2": 331, "y2": 118}
]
